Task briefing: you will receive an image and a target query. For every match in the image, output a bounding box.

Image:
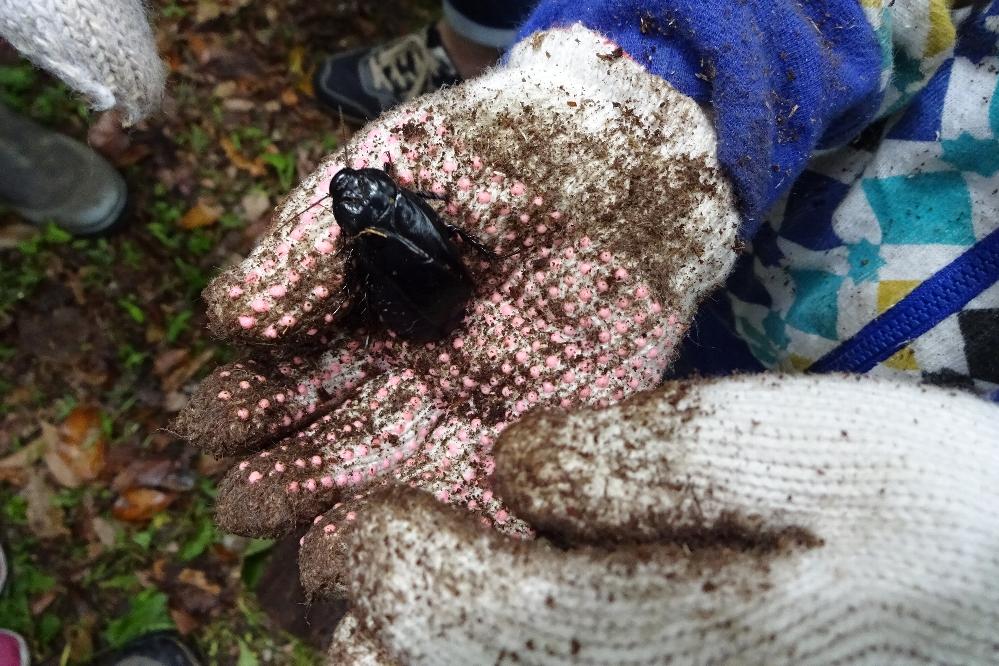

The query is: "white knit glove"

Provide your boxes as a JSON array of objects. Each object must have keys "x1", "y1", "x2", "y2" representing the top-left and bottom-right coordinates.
[
  {"x1": 176, "y1": 25, "x2": 740, "y2": 597},
  {"x1": 332, "y1": 374, "x2": 999, "y2": 664},
  {"x1": 0, "y1": 0, "x2": 165, "y2": 123}
]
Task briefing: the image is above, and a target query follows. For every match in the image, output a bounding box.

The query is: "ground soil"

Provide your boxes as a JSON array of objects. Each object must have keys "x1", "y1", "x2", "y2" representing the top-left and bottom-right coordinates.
[{"x1": 0, "y1": 1, "x2": 434, "y2": 662}]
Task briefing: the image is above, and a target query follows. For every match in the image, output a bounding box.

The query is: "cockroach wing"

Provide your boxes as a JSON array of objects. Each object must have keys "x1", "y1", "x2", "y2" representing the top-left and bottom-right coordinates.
[{"x1": 354, "y1": 230, "x2": 474, "y2": 342}]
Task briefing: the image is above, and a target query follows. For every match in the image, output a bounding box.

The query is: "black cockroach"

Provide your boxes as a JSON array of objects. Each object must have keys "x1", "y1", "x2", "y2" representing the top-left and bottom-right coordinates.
[
  {"x1": 293, "y1": 165, "x2": 496, "y2": 343},
  {"x1": 332, "y1": 167, "x2": 496, "y2": 341}
]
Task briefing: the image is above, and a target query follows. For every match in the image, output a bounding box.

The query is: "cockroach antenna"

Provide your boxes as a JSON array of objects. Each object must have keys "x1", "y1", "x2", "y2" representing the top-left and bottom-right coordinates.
[{"x1": 339, "y1": 106, "x2": 351, "y2": 166}]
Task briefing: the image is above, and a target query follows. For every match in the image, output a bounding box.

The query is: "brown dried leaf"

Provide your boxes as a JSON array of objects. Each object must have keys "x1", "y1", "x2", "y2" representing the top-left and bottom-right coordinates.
[
  {"x1": 178, "y1": 200, "x2": 222, "y2": 230},
  {"x1": 21, "y1": 470, "x2": 68, "y2": 539},
  {"x1": 0, "y1": 428, "x2": 49, "y2": 484},
  {"x1": 197, "y1": 453, "x2": 233, "y2": 477},
  {"x1": 115, "y1": 144, "x2": 152, "y2": 167},
  {"x1": 44, "y1": 407, "x2": 107, "y2": 488},
  {"x1": 112, "y1": 487, "x2": 177, "y2": 522},
  {"x1": 170, "y1": 608, "x2": 200, "y2": 635},
  {"x1": 195, "y1": 0, "x2": 221, "y2": 23},
  {"x1": 112, "y1": 458, "x2": 195, "y2": 493},
  {"x1": 222, "y1": 98, "x2": 255, "y2": 113},
  {"x1": 220, "y1": 137, "x2": 266, "y2": 176},
  {"x1": 31, "y1": 590, "x2": 57, "y2": 615},
  {"x1": 162, "y1": 348, "x2": 215, "y2": 394},
  {"x1": 185, "y1": 34, "x2": 223, "y2": 65},
  {"x1": 212, "y1": 81, "x2": 238, "y2": 98},
  {"x1": 91, "y1": 516, "x2": 117, "y2": 548},
  {"x1": 87, "y1": 110, "x2": 130, "y2": 162},
  {"x1": 0, "y1": 223, "x2": 39, "y2": 250},
  {"x1": 153, "y1": 348, "x2": 189, "y2": 378},
  {"x1": 43, "y1": 447, "x2": 80, "y2": 488},
  {"x1": 177, "y1": 568, "x2": 222, "y2": 596}
]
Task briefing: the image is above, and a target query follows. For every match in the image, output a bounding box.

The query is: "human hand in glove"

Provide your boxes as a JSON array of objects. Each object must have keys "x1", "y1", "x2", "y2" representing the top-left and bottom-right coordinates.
[
  {"x1": 0, "y1": 0, "x2": 164, "y2": 124},
  {"x1": 175, "y1": 25, "x2": 740, "y2": 596},
  {"x1": 332, "y1": 374, "x2": 999, "y2": 664}
]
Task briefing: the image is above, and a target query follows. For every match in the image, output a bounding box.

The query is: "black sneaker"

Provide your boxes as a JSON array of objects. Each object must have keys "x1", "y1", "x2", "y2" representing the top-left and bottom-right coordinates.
[{"x1": 314, "y1": 24, "x2": 461, "y2": 123}]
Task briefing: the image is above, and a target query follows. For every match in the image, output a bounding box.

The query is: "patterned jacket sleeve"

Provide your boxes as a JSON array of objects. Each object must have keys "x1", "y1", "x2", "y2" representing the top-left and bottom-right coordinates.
[{"x1": 519, "y1": 0, "x2": 958, "y2": 234}]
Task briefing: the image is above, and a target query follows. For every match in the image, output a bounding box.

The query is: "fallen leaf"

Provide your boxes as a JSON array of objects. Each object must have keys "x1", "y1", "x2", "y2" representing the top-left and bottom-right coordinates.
[
  {"x1": 153, "y1": 348, "x2": 189, "y2": 378},
  {"x1": 115, "y1": 144, "x2": 152, "y2": 167},
  {"x1": 112, "y1": 458, "x2": 195, "y2": 493},
  {"x1": 31, "y1": 589, "x2": 58, "y2": 615},
  {"x1": 222, "y1": 98, "x2": 255, "y2": 113},
  {"x1": 87, "y1": 110, "x2": 131, "y2": 163},
  {"x1": 177, "y1": 568, "x2": 222, "y2": 596},
  {"x1": 0, "y1": 222, "x2": 39, "y2": 249},
  {"x1": 221, "y1": 138, "x2": 266, "y2": 176},
  {"x1": 43, "y1": 447, "x2": 80, "y2": 488},
  {"x1": 21, "y1": 470, "x2": 68, "y2": 538},
  {"x1": 44, "y1": 407, "x2": 107, "y2": 488},
  {"x1": 112, "y1": 488, "x2": 177, "y2": 522},
  {"x1": 195, "y1": 0, "x2": 221, "y2": 23},
  {"x1": 210, "y1": 542, "x2": 240, "y2": 564},
  {"x1": 173, "y1": 568, "x2": 223, "y2": 614},
  {"x1": 170, "y1": 608, "x2": 200, "y2": 635},
  {"x1": 64, "y1": 623, "x2": 95, "y2": 663},
  {"x1": 212, "y1": 81, "x2": 238, "y2": 98},
  {"x1": 197, "y1": 453, "x2": 233, "y2": 476},
  {"x1": 151, "y1": 558, "x2": 169, "y2": 582},
  {"x1": 280, "y1": 88, "x2": 299, "y2": 107},
  {"x1": 164, "y1": 50, "x2": 184, "y2": 73},
  {"x1": 240, "y1": 190, "x2": 271, "y2": 222},
  {"x1": 91, "y1": 516, "x2": 117, "y2": 548},
  {"x1": 296, "y1": 72, "x2": 315, "y2": 98},
  {"x1": 287, "y1": 46, "x2": 306, "y2": 78},
  {"x1": 162, "y1": 348, "x2": 215, "y2": 394},
  {"x1": 0, "y1": 430, "x2": 49, "y2": 484},
  {"x1": 185, "y1": 35, "x2": 215, "y2": 64},
  {"x1": 178, "y1": 200, "x2": 222, "y2": 230}
]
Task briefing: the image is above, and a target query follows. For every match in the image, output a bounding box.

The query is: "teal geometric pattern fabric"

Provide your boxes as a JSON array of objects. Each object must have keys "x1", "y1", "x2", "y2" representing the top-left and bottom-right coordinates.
[
  {"x1": 724, "y1": 1, "x2": 999, "y2": 395},
  {"x1": 862, "y1": 171, "x2": 975, "y2": 246}
]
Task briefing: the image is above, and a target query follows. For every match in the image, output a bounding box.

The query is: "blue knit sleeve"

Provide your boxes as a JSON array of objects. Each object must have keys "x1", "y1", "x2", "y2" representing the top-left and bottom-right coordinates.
[{"x1": 517, "y1": 0, "x2": 884, "y2": 236}]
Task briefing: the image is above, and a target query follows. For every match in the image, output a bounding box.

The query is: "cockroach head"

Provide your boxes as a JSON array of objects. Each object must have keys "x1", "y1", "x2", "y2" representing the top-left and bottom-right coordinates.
[{"x1": 329, "y1": 167, "x2": 397, "y2": 236}]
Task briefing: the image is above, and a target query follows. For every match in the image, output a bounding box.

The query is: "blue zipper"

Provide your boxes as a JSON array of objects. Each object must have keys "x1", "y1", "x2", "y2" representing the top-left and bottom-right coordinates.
[{"x1": 810, "y1": 225, "x2": 999, "y2": 373}]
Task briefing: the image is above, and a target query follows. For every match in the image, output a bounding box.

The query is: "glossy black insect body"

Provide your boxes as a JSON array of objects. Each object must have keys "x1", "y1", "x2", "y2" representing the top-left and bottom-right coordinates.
[{"x1": 328, "y1": 167, "x2": 489, "y2": 342}]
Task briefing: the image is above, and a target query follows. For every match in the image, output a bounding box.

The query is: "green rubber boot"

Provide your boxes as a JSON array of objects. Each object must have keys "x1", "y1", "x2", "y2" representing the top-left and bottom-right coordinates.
[{"x1": 0, "y1": 104, "x2": 127, "y2": 236}]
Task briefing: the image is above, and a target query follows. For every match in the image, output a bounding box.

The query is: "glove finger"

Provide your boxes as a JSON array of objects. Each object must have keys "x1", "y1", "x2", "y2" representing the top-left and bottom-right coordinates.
[
  {"x1": 298, "y1": 414, "x2": 531, "y2": 599},
  {"x1": 494, "y1": 374, "x2": 999, "y2": 544},
  {"x1": 345, "y1": 489, "x2": 818, "y2": 665},
  {"x1": 298, "y1": 495, "x2": 378, "y2": 600},
  {"x1": 203, "y1": 152, "x2": 355, "y2": 343},
  {"x1": 214, "y1": 370, "x2": 442, "y2": 536},
  {"x1": 326, "y1": 612, "x2": 397, "y2": 666},
  {"x1": 173, "y1": 336, "x2": 388, "y2": 456}
]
